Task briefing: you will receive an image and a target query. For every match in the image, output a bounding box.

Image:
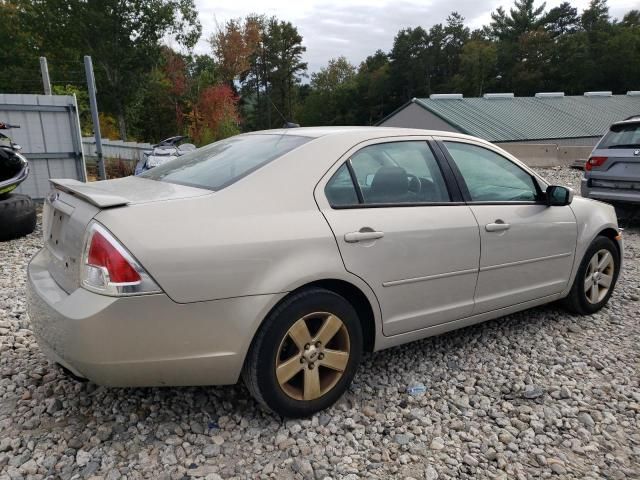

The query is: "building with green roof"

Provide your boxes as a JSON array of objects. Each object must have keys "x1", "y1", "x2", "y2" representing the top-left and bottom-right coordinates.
[{"x1": 379, "y1": 92, "x2": 640, "y2": 147}]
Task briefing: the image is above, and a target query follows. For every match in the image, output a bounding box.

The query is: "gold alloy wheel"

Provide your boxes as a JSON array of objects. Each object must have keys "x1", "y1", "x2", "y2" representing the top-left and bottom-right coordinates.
[
  {"x1": 584, "y1": 248, "x2": 615, "y2": 304},
  {"x1": 275, "y1": 312, "x2": 350, "y2": 401}
]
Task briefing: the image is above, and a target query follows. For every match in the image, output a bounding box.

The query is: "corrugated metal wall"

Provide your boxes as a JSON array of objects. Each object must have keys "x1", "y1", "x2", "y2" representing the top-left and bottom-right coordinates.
[{"x1": 0, "y1": 94, "x2": 85, "y2": 199}]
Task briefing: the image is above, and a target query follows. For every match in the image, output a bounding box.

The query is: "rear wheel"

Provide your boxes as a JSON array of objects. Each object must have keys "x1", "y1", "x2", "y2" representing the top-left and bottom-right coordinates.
[
  {"x1": 0, "y1": 193, "x2": 36, "y2": 241},
  {"x1": 563, "y1": 236, "x2": 620, "y2": 314},
  {"x1": 243, "y1": 288, "x2": 362, "y2": 417}
]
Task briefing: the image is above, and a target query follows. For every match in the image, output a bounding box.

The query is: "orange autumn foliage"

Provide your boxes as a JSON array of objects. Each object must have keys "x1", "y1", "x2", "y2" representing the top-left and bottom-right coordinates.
[{"x1": 187, "y1": 84, "x2": 240, "y2": 145}]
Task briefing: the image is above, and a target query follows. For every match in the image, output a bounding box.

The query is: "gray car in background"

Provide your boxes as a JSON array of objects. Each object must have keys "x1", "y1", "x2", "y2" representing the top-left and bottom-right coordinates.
[{"x1": 582, "y1": 115, "x2": 640, "y2": 204}]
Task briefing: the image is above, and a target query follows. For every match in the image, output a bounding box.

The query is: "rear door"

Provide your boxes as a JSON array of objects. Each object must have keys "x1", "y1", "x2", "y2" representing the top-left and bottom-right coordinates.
[
  {"x1": 315, "y1": 138, "x2": 480, "y2": 336},
  {"x1": 436, "y1": 138, "x2": 577, "y2": 314}
]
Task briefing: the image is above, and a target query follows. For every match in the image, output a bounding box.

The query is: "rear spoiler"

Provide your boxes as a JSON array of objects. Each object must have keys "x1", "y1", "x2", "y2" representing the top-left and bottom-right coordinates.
[{"x1": 50, "y1": 179, "x2": 129, "y2": 208}]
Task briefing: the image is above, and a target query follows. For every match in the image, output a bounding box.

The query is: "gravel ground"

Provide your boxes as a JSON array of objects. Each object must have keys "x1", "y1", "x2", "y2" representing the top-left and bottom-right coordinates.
[{"x1": 1, "y1": 167, "x2": 639, "y2": 480}]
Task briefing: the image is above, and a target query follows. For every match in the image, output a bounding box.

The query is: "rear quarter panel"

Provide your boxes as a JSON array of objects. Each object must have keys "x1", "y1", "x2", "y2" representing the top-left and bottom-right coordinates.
[{"x1": 94, "y1": 134, "x2": 384, "y2": 306}]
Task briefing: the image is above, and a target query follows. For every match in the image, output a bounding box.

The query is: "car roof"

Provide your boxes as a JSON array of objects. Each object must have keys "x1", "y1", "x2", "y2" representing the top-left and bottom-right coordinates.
[
  {"x1": 243, "y1": 126, "x2": 463, "y2": 139},
  {"x1": 612, "y1": 115, "x2": 640, "y2": 127}
]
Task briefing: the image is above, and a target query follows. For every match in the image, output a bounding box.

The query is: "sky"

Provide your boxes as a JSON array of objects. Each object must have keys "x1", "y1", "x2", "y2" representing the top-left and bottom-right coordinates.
[{"x1": 193, "y1": 0, "x2": 637, "y2": 74}]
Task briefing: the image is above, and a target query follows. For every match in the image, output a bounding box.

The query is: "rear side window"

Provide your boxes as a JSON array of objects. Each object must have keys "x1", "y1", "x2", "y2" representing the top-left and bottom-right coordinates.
[
  {"x1": 325, "y1": 164, "x2": 359, "y2": 206},
  {"x1": 598, "y1": 123, "x2": 640, "y2": 149},
  {"x1": 141, "y1": 134, "x2": 310, "y2": 190},
  {"x1": 324, "y1": 141, "x2": 450, "y2": 207}
]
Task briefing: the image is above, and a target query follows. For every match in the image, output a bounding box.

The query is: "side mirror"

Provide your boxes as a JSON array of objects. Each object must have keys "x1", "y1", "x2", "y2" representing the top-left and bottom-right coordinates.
[{"x1": 546, "y1": 185, "x2": 574, "y2": 206}]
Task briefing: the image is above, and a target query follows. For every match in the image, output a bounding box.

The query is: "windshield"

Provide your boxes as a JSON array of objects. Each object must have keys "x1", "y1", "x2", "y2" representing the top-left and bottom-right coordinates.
[
  {"x1": 598, "y1": 123, "x2": 640, "y2": 149},
  {"x1": 141, "y1": 133, "x2": 311, "y2": 190}
]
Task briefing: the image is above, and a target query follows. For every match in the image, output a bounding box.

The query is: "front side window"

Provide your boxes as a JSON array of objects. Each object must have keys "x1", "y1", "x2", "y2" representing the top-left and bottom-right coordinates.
[
  {"x1": 141, "y1": 134, "x2": 310, "y2": 191},
  {"x1": 444, "y1": 142, "x2": 539, "y2": 202}
]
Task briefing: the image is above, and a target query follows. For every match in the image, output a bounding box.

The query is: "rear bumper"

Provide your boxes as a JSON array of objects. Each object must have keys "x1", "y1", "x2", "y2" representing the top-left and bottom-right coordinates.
[
  {"x1": 27, "y1": 248, "x2": 284, "y2": 387},
  {"x1": 581, "y1": 179, "x2": 640, "y2": 204}
]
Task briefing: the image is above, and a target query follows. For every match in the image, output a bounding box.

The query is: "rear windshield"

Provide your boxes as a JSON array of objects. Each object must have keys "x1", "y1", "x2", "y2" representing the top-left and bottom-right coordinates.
[
  {"x1": 598, "y1": 123, "x2": 640, "y2": 149},
  {"x1": 141, "y1": 133, "x2": 310, "y2": 190}
]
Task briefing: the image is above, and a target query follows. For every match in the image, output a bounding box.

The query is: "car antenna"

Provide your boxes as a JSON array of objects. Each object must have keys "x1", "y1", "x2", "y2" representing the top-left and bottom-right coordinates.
[{"x1": 267, "y1": 96, "x2": 300, "y2": 128}]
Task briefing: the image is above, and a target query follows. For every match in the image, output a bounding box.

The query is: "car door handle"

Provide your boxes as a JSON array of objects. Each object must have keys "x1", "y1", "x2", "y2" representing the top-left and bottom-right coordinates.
[
  {"x1": 344, "y1": 230, "x2": 385, "y2": 243},
  {"x1": 485, "y1": 220, "x2": 510, "y2": 232}
]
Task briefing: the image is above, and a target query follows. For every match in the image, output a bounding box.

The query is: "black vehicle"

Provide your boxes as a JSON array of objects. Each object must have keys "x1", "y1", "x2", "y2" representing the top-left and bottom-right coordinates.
[
  {"x1": 0, "y1": 122, "x2": 36, "y2": 241},
  {"x1": 0, "y1": 123, "x2": 29, "y2": 196}
]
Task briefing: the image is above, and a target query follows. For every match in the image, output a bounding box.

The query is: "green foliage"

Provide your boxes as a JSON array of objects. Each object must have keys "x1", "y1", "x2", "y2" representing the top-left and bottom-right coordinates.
[
  {"x1": 211, "y1": 15, "x2": 307, "y2": 130},
  {"x1": 453, "y1": 40, "x2": 498, "y2": 96},
  {"x1": 52, "y1": 85, "x2": 92, "y2": 135},
  {"x1": 215, "y1": 116, "x2": 241, "y2": 141},
  {"x1": 128, "y1": 68, "x2": 177, "y2": 143},
  {"x1": 1, "y1": 0, "x2": 639, "y2": 138},
  {"x1": 298, "y1": 57, "x2": 358, "y2": 126},
  {"x1": 1, "y1": 0, "x2": 201, "y2": 140}
]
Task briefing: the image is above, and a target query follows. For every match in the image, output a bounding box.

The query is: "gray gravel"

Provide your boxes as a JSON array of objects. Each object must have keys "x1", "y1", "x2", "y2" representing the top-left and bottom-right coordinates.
[{"x1": 1, "y1": 167, "x2": 639, "y2": 479}]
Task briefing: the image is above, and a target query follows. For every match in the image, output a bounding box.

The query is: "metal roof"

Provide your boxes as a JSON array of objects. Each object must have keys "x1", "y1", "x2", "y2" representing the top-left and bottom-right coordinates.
[{"x1": 403, "y1": 93, "x2": 640, "y2": 142}]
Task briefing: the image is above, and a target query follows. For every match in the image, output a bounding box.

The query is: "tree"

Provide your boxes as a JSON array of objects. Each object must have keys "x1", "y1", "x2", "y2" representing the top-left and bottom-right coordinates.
[
  {"x1": 489, "y1": 0, "x2": 548, "y2": 92},
  {"x1": 541, "y1": 2, "x2": 580, "y2": 37},
  {"x1": 262, "y1": 18, "x2": 308, "y2": 123},
  {"x1": 0, "y1": 1, "x2": 41, "y2": 94},
  {"x1": 128, "y1": 68, "x2": 178, "y2": 142},
  {"x1": 454, "y1": 40, "x2": 498, "y2": 96},
  {"x1": 298, "y1": 57, "x2": 357, "y2": 126},
  {"x1": 441, "y1": 12, "x2": 470, "y2": 84},
  {"x1": 354, "y1": 51, "x2": 391, "y2": 125},
  {"x1": 511, "y1": 29, "x2": 554, "y2": 94},
  {"x1": 310, "y1": 57, "x2": 356, "y2": 93},
  {"x1": 621, "y1": 10, "x2": 640, "y2": 27},
  {"x1": 389, "y1": 27, "x2": 431, "y2": 103},
  {"x1": 16, "y1": 0, "x2": 201, "y2": 140},
  {"x1": 577, "y1": 0, "x2": 613, "y2": 90},
  {"x1": 490, "y1": 0, "x2": 546, "y2": 41},
  {"x1": 601, "y1": 20, "x2": 640, "y2": 93},
  {"x1": 581, "y1": 0, "x2": 610, "y2": 32},
  {"x1": 210, "y1": 16, "x2": 261, "y2": 84},
  {"x1": 212, "y1": 15, "x2": 307, "y2": 129},
  {"x1": 52, "y1": 84, "x2": 92, "y2": 135},
  {"x1": 187, "y1": 84, "x2": 240, "y2": 145}
]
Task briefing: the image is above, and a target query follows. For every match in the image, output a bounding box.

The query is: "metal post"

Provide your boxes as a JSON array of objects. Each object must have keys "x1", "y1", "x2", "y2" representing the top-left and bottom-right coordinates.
[
  {"x1": 39, "y1": 57, "x2": 51, "y2": 95},
  {"x1": 84, "y1": 55, "x2": 106, "y2": 180}
]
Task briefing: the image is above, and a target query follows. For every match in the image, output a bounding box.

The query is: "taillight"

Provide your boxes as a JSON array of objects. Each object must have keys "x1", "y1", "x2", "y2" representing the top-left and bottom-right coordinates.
[
  {"x1": 585, "y1": 156, "x2": 608, "y2": 171},
  {"x1": 88, "y1": 231, "x2": 141, "y2": 283},
  {"x1": 81, "y1": 221, "x2": 161, "y2": 296}
]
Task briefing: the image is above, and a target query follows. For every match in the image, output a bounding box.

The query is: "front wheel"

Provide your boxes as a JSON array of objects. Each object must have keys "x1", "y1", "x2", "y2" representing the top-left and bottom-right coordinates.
[
  {"x1": 243, "y1": 288, "x2": 362, "y2": 417},
  {"x1": 563, "y1": 236, "x2": 620, "y2": 314}
]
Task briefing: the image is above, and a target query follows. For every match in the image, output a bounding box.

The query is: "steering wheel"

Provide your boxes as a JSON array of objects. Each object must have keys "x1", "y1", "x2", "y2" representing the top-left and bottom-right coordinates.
[{"x1": 407, "y1": 174, "x2": 421, "y2": 193}]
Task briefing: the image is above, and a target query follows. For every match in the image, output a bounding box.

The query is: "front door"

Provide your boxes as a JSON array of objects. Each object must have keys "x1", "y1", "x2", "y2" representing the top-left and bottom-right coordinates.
[
  {"x1": 315, "y1": 139, "x2": 480, "y2": 336},
  {"x1": 438, "y1": 139, "x2": 577, "y2": 314}
]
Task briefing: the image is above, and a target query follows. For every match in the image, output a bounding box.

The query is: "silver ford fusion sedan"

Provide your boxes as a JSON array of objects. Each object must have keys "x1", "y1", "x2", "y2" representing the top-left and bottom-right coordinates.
[{"x1": 27, "y1": 127, "x2": 623, "y2": 417}]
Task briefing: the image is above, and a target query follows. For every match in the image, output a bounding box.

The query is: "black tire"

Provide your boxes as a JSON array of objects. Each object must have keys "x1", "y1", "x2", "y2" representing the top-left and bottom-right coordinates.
[
  {"x1": 243, "y1": 288, "x2": 363, "y2": 418},
  {"x1": 563, "y1": 236, "x2": 620, "y2": 314},
  {"x1": 0, "y1": 193, "x2": 36, "y2": 241}
]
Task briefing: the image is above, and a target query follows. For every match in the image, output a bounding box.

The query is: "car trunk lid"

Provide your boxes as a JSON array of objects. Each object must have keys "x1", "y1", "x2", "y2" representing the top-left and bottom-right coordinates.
[{"x1": 42, "y1": 177, "x2": 211, "y2": 293}]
